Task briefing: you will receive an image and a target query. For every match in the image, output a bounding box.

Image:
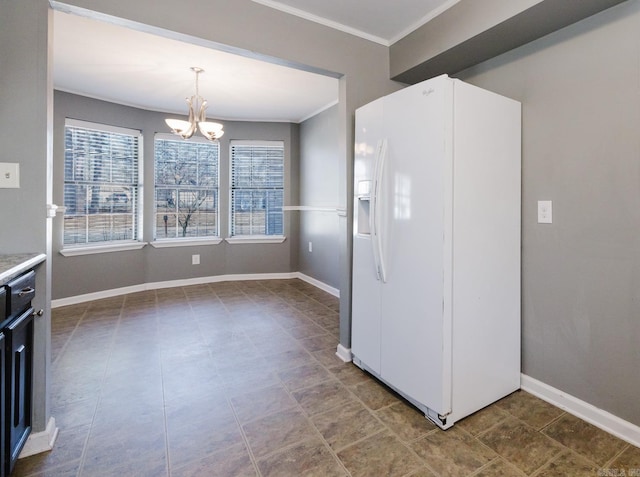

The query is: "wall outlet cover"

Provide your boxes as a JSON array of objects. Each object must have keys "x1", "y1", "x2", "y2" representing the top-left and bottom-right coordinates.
[
  {"x1": 0, "y1": 162, "x2": 20, "y2": 188},
  {"x1": 538, "y1": 200, "x2": 552, "y2": 224}
]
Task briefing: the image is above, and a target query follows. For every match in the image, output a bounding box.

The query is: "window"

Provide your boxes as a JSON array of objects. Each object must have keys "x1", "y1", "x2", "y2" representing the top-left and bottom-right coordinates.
[
  {"x1": 63, "y1": 119, "x2": 142, "y2": 248},
  {"x1": 154, "y1": 135, "x2": 219, "y2": 240},
  {"x1": 230, "y1": 141, "x2": 284, "y2": 237}
]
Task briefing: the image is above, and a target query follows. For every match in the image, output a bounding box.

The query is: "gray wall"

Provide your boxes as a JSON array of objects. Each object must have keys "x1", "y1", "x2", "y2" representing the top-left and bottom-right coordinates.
[
  {"x1": 298, "y1": 105, "x2": 340, "y2": 289},
  {"x1": 456, "y1": 0, "x2": 640, "y2": 425},
  {"x1": 53, "y1": 91, "x2": 300, "y2": 300},
  {"x1": 0, "y1": 0, "x2": 53, "y2": 433}
]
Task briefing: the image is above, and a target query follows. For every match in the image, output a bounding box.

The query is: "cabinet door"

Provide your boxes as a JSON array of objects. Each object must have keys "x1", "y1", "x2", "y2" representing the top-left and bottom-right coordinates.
[
  {"x1": 0, "y1": 332, "x2": 5, "y2": 477},
  {"x1": 5, "y1": 308, "x2": 33, "y2": 474}
]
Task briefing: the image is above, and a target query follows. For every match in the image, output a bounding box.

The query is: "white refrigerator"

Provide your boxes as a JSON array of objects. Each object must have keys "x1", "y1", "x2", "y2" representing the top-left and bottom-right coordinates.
[{"x1": 351, "y1": 74, "x2": 521, "y2": 429}]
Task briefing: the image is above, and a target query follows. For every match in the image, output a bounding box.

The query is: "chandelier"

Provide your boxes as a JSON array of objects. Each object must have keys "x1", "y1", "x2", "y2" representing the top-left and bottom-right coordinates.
[{"x1": 165, "y1": 67, "x2": 224, "y2": 141}]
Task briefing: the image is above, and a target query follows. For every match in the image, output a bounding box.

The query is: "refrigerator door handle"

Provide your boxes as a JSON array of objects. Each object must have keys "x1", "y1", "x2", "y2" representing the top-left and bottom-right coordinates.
[{"x1": 371, "y1": 138, "x2": 388, "y2": 283}]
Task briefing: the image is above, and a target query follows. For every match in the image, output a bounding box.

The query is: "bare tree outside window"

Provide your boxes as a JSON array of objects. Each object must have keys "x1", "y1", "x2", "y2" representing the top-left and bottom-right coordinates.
[{"x1": 155, "y1": 137, "x2": 219, "y2": 239}]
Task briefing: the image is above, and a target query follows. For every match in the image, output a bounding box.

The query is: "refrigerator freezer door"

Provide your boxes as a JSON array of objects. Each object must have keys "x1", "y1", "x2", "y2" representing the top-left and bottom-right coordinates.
[
  {"x1": 352, "y1": 97, "x2": 385, "y2": 375},
  {"x1": 378, "y1": 76, "x2": 454, "y2": 416}
]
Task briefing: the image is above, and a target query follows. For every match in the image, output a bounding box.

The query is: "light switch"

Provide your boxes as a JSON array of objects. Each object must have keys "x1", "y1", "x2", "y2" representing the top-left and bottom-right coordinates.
[
  {"x1": 538, "y1": 200, "x2": 552, "y2": 224},
  {"x1": 0, "y1": 163, "x2": 20, "y2": 188},
  {"x1": 192, "y1": 254, "x2": 200, "y2": 265}
]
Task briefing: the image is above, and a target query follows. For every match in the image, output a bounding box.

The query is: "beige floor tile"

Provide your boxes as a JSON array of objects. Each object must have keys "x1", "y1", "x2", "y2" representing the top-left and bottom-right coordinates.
[
  {"x1": 337, "y1": 430, "x2": 424, "y2": 477},
  {"x1": 457, "y1": 403, "x2": 511, "y2": 437},
  {"x1": 230, "y1": 383, "x2": 297, "y2": 423},
  {"x1": 405, "y1": 467, "x2": 438, "y2": 477},
  {"x1": 534, "y1": 450, "x2": 600, "y2": 476},
  {"x1": 327, "y1": 362, "x2": 371, "y2": 386},
  {"x1": 242, "y1": 408, "x2": 317, "y2": 458},
  {"x1": 496, "y1": 390, "x2": 564, "y2": 429},
  {"x1": 376, "y1": 401, "x2": 437, "y2": 442},
  {"x1": 292, "y1": 379, "x2": 355, "y2": 416},
  {"x1": 411, "y1": 426, "x2": 496, "y2": 477},
  {"x1": 542, "y1": 413, "x2": 628, "y2": 466},
  {"x1": 350, "y1": 378, "x2": 400, "y2": 411},
  {"x1": 278, "y1": 362, "x2": 333, "y2": 391},
  {"x1": 171, "y1": 443, "x2": 257, "y2": 477},
  {"x1": 479, "y1": 416, "x2": 564, "y2": 474},
  {"x1": 312, "y1": 348, "x2": 345, "y2": 368},
  {"x1": 311, "y1": 400, "x2": 386, "y2": 451},
  {"x1": 257, "y1": 438, "x2": 346, "y2": 477},
  {"x1": 473, "y1": 458, "x2": 527, "y2": 476},
  {"x1": 609, "y1": 444, "x2": 640, "y2": 473},
  {"x1": 298, "y1": 333, "x2": 338, "y2": 352}
]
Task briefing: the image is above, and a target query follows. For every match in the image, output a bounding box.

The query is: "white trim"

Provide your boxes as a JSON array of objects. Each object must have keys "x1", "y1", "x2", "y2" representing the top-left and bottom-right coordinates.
[
  {"x1": 283, "y1": 206, "x2": 341, "y2": 213},
  {"x1": 295, "y1": 272, "x2": 339, "y2": 297},
  {"x1": 250, "y1": 0, "x2": 389, "y2": 46},
  {"x1": 229, "y1": 139, "x2": 284, "y2": 147},
  {"x1": 65, "y1": 118, "x2": 141, "y2": 137},
  {"x1": 388, "y1": 0, "x2": 461, "y2": 45},
  {"x1": 59, "y1": 242, "x2": 146, "y2": 257},
  {"x1": 52, "y1": 272, "x2": 340, "y2": 307},
  {"x1": 150, "y1": 238, "x2": 223, "y2": 248},
  {"x1": 298, "y1": 99, "x2": 339, "y2": 123},
  {"x1": 19, "y1": 417, "x2": 58, "y2": 458},
  {"x1": 521, "y1": 374, "x2": 640, "y2": 448},
  {"x1": 154, "y1": 132, "x2": 216, "y2": 145},
  {"x1": 225, "y1": 236, "x2": 286, "y2": 244},
  {"x1": 336, "y1": 344, "x2": 352, "y2": 363},
  {"x1": 282, "y1": 206, "x2": 347, "y2": 217},
  {"x1": 52, "y1": 272, "x2": 300, "y2": 308}
]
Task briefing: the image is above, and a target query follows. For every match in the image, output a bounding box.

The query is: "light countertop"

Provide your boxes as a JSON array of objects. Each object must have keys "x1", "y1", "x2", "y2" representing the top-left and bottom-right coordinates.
[{"x1": 0, "y1": 253, "x2": 46, "y2": 286}]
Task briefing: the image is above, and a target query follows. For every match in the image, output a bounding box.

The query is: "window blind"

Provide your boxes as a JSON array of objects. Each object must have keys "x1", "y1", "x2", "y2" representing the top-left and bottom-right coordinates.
[
  {"x1": 230, "y1": 141, "x2": 284, "y2": 236},
  {"x1": 63, "y1": 120, "x2": 141, "y2": 246},
  {"x1": 154, "y1": 136, "x2": 219, "y2": 239}
]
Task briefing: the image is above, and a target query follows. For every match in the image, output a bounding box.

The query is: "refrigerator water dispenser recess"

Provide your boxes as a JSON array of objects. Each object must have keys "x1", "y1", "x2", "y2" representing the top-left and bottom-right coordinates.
[{"x1": 356, "y1": 180, "x2": 372, "y2": 236}]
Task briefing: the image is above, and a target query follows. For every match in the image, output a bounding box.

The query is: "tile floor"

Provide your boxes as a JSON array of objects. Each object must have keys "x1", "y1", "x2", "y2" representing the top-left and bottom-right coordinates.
[{"x1": 14, "y1": 279, "x2": 640, "y2": 476}]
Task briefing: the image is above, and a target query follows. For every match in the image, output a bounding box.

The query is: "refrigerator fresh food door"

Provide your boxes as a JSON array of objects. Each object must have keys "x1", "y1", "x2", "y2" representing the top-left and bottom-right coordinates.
[
  {"x1": 378, "y1": 76, "x2": 454, "y2": 416},
  {"x1": 352, "y1": 96, "x2": 385, "y2": 375}
]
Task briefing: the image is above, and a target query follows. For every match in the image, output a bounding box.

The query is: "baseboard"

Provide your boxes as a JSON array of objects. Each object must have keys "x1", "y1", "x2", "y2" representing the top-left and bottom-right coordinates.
[
  {"x1": 19, "y1": 417, "x2": 58, "y2": 458},
  {"x1": 52, "y1": 272, "x2": 338, "y2": 308},
  {"x1": 336, "y1": 344, "x2": 352, "y2": 363},
  {"x1": 521, "y1": 374, "x2": 640, "y2": 447},
  {"x1": 295, "y1": 272, "x2": 340, "y2": 297}
]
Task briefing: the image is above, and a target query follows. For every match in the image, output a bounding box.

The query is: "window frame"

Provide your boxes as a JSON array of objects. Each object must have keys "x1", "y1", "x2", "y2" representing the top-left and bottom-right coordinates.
[
  {"x1": 152, "y1": 133, "x2": 222, "y2": 246},
  {"x1": 228, "y1": 140, "x2": 286, "y2": 243},
  {"x1": 60, "y1": 118, "x2": 144, "y2": 256}
]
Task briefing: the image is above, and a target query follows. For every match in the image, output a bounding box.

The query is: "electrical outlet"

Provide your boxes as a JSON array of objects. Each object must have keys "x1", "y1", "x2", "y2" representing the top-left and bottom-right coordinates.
[
  {"x1": 0, "y1": 163, "x2": 20, "y2": 188},
  {"x1": 192, "y1": 254, "x2": 200, "y2": 265},
  {"x1": 538, "y1": 200, "x2": 552, "y2": 224},
  {"x1": 308, "y1": 242, "x2": 313, "y2": 252}
]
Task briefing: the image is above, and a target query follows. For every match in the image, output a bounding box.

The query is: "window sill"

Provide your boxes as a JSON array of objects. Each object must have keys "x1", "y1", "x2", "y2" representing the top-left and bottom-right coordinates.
[
  {"x1": 225, "y1": 236, "x2": 287, "y2": 245},
  {"x1": 150, "y1": 238, "x2": 223, "y2": 248},
  {"x1": 60, "y1": 242, "x2": 146, "y2": 257}
]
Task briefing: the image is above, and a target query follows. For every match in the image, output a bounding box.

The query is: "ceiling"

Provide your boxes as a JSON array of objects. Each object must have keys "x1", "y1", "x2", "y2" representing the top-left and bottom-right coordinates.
[
  {"x1": 53, "y1": 1, "x2": 457, "y2": 123},
  {"x1": 251, "y1": 0, "x2": 459, "y2": 45}
]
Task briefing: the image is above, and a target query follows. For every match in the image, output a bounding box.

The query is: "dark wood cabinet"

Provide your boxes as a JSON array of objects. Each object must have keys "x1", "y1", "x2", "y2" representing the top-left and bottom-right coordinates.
[
  {"x1": 0, "y1": 332, "x2": 5, "y2": 477},
  {"x1": 1, "y1": 271, "x2": 35, "y2": 475}
]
